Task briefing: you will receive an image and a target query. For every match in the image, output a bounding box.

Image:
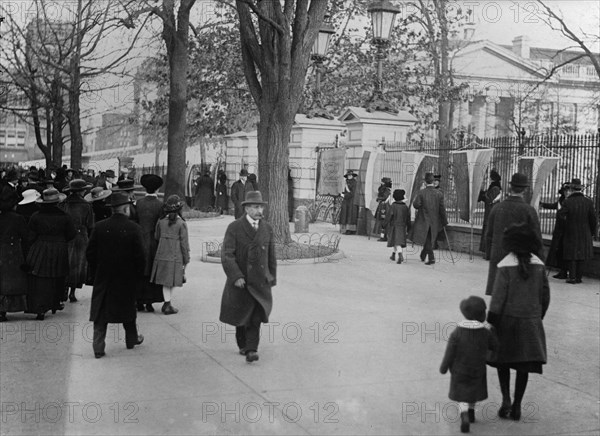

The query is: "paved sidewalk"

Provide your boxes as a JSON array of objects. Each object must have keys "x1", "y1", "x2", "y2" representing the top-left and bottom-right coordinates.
[{"x1": 1, "y1": 216, "x2": 599, "y2": 435}]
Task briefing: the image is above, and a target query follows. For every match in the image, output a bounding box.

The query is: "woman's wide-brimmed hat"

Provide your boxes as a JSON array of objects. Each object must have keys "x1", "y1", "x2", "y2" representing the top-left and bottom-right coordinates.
[
  {"x1": 112, "y1": 178, "x2": 141, "y2": 192},
  {"x1": 140, "y1": 174, "x2": 163, "y2": 192},
  {"x1": 36, "y1": 188, "x2": 67, "y2": 204},
  {"x1": 459, "y1": 296, "x2": 487, "y2": 323},
  {"x1": 18, "y1": 189, "x2": 41, "y2": 205},
  {"x1": 490, "y1": 169, "x2": 501, "y2": 182},
  {"x1": 84, "y1": 187, "x2": 112, "y2": 202},
  {"x1": 343, "y1": 170, "x2": 357, "y2": 178},
  {"x1": 568, "y1": 178, "x2": 584, "y2": 190},
  {"x1": 63, "y1": 179, "x2": 93, "y2": 192},
  {"x1": 164, "y1": 194, "x2": 185, "y2": 212},
  {"x1": 109, "y1": 192, "x2": 133, "y2": 207},
  {"x1": 502, "y1": 222, "x2": 541, "y2": 255},
  {"x1": 0, "y1": 185, "x2": 22, "y2": 211},
  {"x1": 241, "y1": 190, "x2": 267, "y2": 206},
  {"x1": 509, "y1": 172, "x2": 529, "y2": 187}
]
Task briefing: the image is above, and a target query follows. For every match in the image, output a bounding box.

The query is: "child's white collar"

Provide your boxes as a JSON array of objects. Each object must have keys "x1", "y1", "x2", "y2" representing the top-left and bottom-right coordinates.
[{"x1": 458, "y1": 320, "x2": 486, "y2": 329}]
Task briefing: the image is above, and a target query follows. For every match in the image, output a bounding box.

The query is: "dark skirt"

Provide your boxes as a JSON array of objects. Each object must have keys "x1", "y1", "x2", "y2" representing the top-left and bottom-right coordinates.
[
  {"x1": 0, "y1": 295, "x2": 28, "y2": 313},
  {"x1": 65, "y1": 231, "x2": 89, "y2": 288},
  {"x1": 487, "y1": 361, "x2": 543, "y2": 374},
  {"x1": 27, "y1": 276, "x2": 65, "y2": 314},
  {"x1": 137, "y1": 278, "x2": 164, "y2": 304}
]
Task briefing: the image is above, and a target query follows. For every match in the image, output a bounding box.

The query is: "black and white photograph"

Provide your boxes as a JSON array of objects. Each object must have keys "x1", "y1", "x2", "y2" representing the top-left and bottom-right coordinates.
[{"x1": 0, "y1": 0, "x2": 599, "y2": 434}]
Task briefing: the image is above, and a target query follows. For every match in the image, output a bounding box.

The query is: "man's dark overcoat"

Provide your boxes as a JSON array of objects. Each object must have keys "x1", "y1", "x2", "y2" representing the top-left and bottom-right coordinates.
[
  {"x1": 220, "y1": 217, "x2": 277, "y2": 326},
  {"x1": 484, "y1": 196, "x2": 543, "y2": 295},
  {"x1": 87, "y1": 214, "x2": 145, "y2": 323},
  {"x1": 61, "y1": 194, "x2": 94, "y2": 288},
  {"x1": 540, "y1": 196, "x2": 566, "y2": 268},
  {"x1": 230, "y1": 180, "x2": 255, "y2": 219},
  {"x1": 558, "y1": 192, "x2": 597, "y2": 261},
  {"x1": 409, "y1": 186, "x2": 448, "y2": 245},
  {"x1": 0, "y1": 211, "x2": 30, "y2": 296},
  {"x1": 478, "y1": 181, "x2": 502, "y2": 255}
]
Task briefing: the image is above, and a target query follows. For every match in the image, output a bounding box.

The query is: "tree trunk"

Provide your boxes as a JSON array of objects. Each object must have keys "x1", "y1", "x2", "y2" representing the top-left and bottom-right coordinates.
[
  {"x1": 69, "y1": 62, "x2": 83, "y2": 170},
  {"x1": 436, "y1": 1, "x2": 451, "y2": 183},
  {"x1": 51, "y1": 77, "x2": 64, "y2": 168}
]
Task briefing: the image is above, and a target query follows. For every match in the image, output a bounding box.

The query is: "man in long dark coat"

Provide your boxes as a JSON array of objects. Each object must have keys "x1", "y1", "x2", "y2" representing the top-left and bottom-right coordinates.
[
  {"x1": 135, "y1": 174, "x2": 165, "y2": 311},
  {"x1": 220, "y1": 190, "x2": 277, "y2": 363},
  {"x1": 558, "y1": 178, "x2": 597, "y2": 284},
  {"x1": 409, "y1": 172, "x2": 448, "y2": 265},
  {"x1": 484, "y1": 173, "x2": 544, "y2": 295},
  {"x1": 539, "y1": 181, "x2": 570, "y2": 278},
  {"x1": 87, "y1": 192, "x2": 145, "y2": 358},
  {"x1": 230, "y1": 169, "x2": 255, "y2": 219}
]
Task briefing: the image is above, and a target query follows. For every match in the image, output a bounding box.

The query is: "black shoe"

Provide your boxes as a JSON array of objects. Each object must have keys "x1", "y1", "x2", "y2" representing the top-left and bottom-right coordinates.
[
  {"x1": 94, "y1": 352, "x2": 105, "y2": 359},
  {"x1": 239, "y1": 348, "x2": 247, "y2": 356},
  {"x1": 377, "y1": 237, "x2": 387, "y2": 242},
  {"x1": 162, "y1": 302, "x2": 178, "y2": 315},
  {"x1": 126, "y1": 334, "x2": 144, "y2": 349},
  {"x1": 397, "y1": 253, "x2": 404, "y2": 264},
  {"x1": 566, "y1": 279, "x2": 579, "y2": 284},
  {"x1": 510, "y1": 403, "x2": 521, "y2": 421},
  {"x1": 51, "y1": 303, "x2": 64, "y2": 314},
  {"x1": 552, "y1": 272, "x2": 568, "y2": 279},
  {"x1": 468, "y1": 408, "x2": 475, "y2": 423},
  {"x1": 245, "y1": 351, "x2": 259, "y2": 363},
  {"x1": 420, "y1": 254, "x2": 426, "y2": 262},
  {"x1": 69, "y1": 294, "x2": 77, "y2": 303},
  {"x1": 145, "y1": 304, "x2": 154, "y2": 313},
  {"x1": 390, "y1": 253, "x2": 396, "y2": 261},
  {"x1": 137, "y1": 303, "x2": 145, "y2": 312},
  {"x1": 425, "y1": 259, "x2": 436, "y2": 265},
  {"x1": 36, "y1": 313, "x2": 45, "y2": 321},
  {"x1": 498, "y1": 403, "x2": 511, "y2": 419},
  {"x1": 460, "y1": 411, "x2": 470, "y2": 433}
]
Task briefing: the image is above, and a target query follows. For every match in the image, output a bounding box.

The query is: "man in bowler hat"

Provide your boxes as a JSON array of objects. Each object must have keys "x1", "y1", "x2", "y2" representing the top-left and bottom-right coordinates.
[
  {"x1": 230, "y1": 169, "x2": 254, "y2": 219},
  {"x1": 484, "y1": 173, "x2": 544, "y2": 295},
  {"x1": 87, "y1": 192, "x2": 145, "y2": 358},
  {"x1": 220, "y1": 191, "x2": 277, "y2": 363}
]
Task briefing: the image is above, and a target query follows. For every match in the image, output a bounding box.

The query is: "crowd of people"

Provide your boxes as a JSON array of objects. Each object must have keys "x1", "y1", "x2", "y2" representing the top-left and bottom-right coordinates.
[{"x1": 0, "y1": 166, "x2": 191, "y2": 342}]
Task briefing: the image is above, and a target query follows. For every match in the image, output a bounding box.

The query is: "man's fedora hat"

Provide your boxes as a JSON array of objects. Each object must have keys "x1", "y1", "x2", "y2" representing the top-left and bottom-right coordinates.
[
  {"x1": 105, "y1": 169, "x2": 116, "y2": 178},
  {"x1": 241, "y1": 190, "x2": 267, "y2": 206},
  {"x1": 343, "y1": 170, "x2": 357, "y2": 178},
  {"x1": 239, "y1": 169, "x2": 249, "y2": 177},
  {"x1": 36, "y1": 188, "x2": 66, "y2": 204},
  {"x1": 84, "y1": 187, "x2": 112, "y2": 202},
  {"x1": 140, "y1": 174, "x2": 163, "y2": 192},
  {"x1": 163, "y1": 194, "x2": 185, "y2": 212},
  {"x1": 109, "y1": 192, "x2": 133, "y2": 207},
  {"x1": 568, "y1": 178, "x2": 584, "y2": 190},
  {"x1": 63, "y1": 179, "x2": 93, "y2": 192},
  {"x1": 112, "y1": 178, "x2": 141, "y2": 192},
  {"x1": 509, "y1": 172, "x2": 529, "y2": 187},
  {"x1": 18, "y1": 189, "x2": 41, "y2": 205}
]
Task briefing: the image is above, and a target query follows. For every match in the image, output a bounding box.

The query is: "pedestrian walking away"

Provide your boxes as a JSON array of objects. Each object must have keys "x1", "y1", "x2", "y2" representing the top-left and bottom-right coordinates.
[
  {"x1": 486, "y1": 223, "x2": 550, "y2": 422},
  {"x1": 539, "y1": 181, "x2": 570, "y2": 279},
  {"x1": 440, "y1": 296, "x2": 498, "y2": 433},
  {"x1": 383, "y1": 189, "x2": 410, "y2": 264},
  {"x1": 478, "y1": 169, "x2": 502, "y2": 258},
  {"x1": 219, "y1": 191, "x2": 277, "y2": 363},
  {"x1": 150, "y1": 195, "x2": 190, "y2": 315},
  {"x1": 373, "y1": 177, "x2": 392, "y2": 241},
  {"x1": 230, "y1": 169, "x2": 254, "y2": 219},
  {"x1": 339, "y1": 170, "x2": 359, "y2": 235},
  {"x1": 86, "y1": 192, "x2": 145, "y2": 358}
]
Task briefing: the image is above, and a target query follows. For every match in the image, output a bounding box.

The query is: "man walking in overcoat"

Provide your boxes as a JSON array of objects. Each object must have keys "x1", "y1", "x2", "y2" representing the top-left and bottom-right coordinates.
[
  {"x1": 558, "y1": 178, "x2": 597, "y2": 284},
  {"x1": 230, "y1": 169, "x2": 254, "y2": 219},
  {"x1": 86, "y1": 192, "x2": 145, "y2": 358},
  {"x1": 484, "y1": 173, "x2": 544, "y2": 295},
  {"x1": 409, "y1": 172, "x2": 448, "y2": 265},
  {"x1": 220, "y1": 191, "x2": 277, "y2": 363}
]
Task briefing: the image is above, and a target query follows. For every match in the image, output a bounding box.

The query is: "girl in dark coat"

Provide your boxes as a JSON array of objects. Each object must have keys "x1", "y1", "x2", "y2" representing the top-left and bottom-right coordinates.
[
  {"x1": 339, "y1": 171, "x2": 358, "y2": 234},
  {"x1": 478, "y1": 170, "x2": 502, "y2": 258},
  {"x1": 487, "y1": 223, "x2": 550, "y2": 421},
  {"x1": 26, "y1": 189, "x2": 76, "y2": 320},
  {"x1": 0, "y1": 186, "x2": 31, "y2": 321},
  {"x1": 440, "y1": 296, "x2": 497, "y2": 433},
  {"x1": 215, "y1": 171, "x2": 229, "y2": 214},
  {"x1": 384, "y1": 189, "x2": 410, "y2": 264},
  {"x1": 61, "y1": 180, "x2": 94, "y2": 302}
]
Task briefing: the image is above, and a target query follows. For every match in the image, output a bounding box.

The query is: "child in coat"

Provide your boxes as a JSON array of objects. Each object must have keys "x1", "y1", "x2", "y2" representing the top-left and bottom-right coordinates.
[
  {"x1": 440, "y1": 296, "x2": 498, "y2": 433},
  {"x1": 383, "y1": 189, "x2": 409, "y2": 263},
  {"x1": 150, "y1": 195, "x2": 190, "y2": 315}
]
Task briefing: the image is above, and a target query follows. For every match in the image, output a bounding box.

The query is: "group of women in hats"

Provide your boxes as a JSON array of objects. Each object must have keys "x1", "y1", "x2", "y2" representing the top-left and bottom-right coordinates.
[{"x1": 0, "y1": 170, "x2": 190, "y2": 321}]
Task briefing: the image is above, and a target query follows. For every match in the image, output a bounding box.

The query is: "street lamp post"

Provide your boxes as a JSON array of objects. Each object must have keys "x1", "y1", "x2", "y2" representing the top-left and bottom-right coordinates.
[
  {"x1": 306, "y1": 19, "x2": 336, "y2": 120},
  {"x1": 365, "y1": 0, "x2": 400, "y2": 114}
]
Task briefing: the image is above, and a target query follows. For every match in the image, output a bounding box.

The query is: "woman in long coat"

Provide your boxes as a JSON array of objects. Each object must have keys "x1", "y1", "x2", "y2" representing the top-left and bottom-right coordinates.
[
  {"x1": 215, "y1": 171, "x2": 229, "y2": 214},
  {"x1": 478, "y1": 170, "x2": 502, "y2": 257},
  {"x1": 135, "y1": 174, "x2": 164, "y2": 312},
  {"x1": 373, "y1": 178, "x2": 392, "y2": 241},
  {"x1": 151, "y1": 195, "x2": 190, "y2": 315},
  {"x1": 487, "y1": 223, "x2": 550, "y2": 421},
  {"x1": 384, "y1": 189, "x2": 410, "y2": 263},
  {"x1": 26, "y1": 188, "x2": 76, "y2": 320},
  {"x1": 0, "y1": 186, "x2": 31, "y2": 321},
  {"x1": 193, "y1": 171, "x2": 215, "y2": 211},
  {"x1": 339, "y1": 170, "x2": 358, "y2": 234},
  {"x1": 61, "y1": 179, "x2": 94, "y2": 302}
]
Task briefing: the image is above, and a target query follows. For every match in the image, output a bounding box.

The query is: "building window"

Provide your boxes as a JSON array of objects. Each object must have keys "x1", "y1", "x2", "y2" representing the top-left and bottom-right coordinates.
[
  {"x1": 17, "y1": 131, "x2": 25, "y2": 139},
  {"x1": 7, "y1": 130, "x2": 15, "y2": 138},
  {"x1": 468, "y1": 101, "x2": 474, "y2": 115}
]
